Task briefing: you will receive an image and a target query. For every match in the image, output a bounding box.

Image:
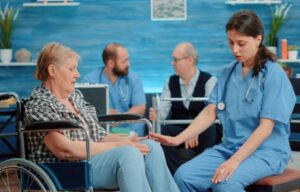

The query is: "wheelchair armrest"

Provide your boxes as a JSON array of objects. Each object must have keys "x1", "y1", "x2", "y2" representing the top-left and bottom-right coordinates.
[
  {"x1": 98, "y1": 113, "x2": 144, "y2": 122},
  {"x1": 0, "y1": 93, "x2": 12, "y2": 101},
  {"x1": 24, "y1": 120, "x2": 82, "y2": 131},
  {"x1": 21, "y1": 120, "x2": 92, "y2": 162},
  {"x1": 98, "y1": 113, "x2": 153, "y2": 134},
  {"x1": 0, "y1": 92, "x2": 19, "y2": 101}
]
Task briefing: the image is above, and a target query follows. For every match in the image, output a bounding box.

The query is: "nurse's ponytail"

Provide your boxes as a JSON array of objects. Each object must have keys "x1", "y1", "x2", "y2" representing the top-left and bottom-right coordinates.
[{"x1": 253, "y1": 44, "x2": 277, "y2": 76}]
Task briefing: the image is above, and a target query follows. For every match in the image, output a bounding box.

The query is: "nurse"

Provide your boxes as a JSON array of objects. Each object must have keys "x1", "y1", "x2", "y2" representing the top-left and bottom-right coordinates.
[{"x1": 150, "y1": 10, "x2": 296, "y2": 192}]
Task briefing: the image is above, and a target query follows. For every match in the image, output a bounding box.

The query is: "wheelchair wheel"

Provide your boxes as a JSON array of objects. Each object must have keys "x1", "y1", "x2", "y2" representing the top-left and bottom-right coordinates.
[{"x1": 0, "y1": 158, "x2": 57, "y2": 192}]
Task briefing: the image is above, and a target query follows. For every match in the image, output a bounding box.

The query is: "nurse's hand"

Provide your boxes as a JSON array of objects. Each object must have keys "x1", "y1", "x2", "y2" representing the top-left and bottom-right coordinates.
[
  {"x1": 185, "y1": 135, "x2": 198, "y2": 149},
  {"x1": 212, "y1": 158, "x2": 241, "y2": 183},
  {"x1": 109, "y1": 108, "x2": 120, "y2": 114},
  {"x1": 149, "y1": 132, "x2": 180, "y2": 146},
  {"x1": 149, "y1": 107, "x2": 157, "y2": 121}
]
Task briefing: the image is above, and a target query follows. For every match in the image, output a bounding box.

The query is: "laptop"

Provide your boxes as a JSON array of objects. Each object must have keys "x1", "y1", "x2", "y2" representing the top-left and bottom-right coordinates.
[{"x1": 75, "y1": 83, "x2": 109, "y2": 116}]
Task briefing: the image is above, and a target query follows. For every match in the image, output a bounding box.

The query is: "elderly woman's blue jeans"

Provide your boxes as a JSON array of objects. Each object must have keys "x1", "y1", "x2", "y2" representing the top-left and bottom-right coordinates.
[{"x1": 91, "y1": 139, "x2": 179, "y2": 192}]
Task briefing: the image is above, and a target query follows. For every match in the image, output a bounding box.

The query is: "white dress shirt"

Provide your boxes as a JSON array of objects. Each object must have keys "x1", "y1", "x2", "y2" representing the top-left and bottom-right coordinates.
[{"x1": 157, "y1": 69, "x2": 217, "y2": 120}]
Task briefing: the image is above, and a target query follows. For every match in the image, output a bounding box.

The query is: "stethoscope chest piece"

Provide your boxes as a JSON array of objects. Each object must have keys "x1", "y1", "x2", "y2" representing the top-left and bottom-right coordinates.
[{"x1": 217, "y1": 102, "x2": 225, "y2": 111}]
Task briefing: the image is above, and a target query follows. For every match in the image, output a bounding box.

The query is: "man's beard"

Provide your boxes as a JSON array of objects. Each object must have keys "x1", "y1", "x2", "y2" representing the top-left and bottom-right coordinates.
[{"x1": 112, "y1": 66, "x2": 129, "y2": 77}]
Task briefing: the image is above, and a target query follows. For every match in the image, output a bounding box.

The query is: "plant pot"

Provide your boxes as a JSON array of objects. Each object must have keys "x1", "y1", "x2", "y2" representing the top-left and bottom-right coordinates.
[
  {"x1": 288, "y1": 50, "x2": 298, "y2": 60},
  {"x1": 283, "y1": 67, "x2": 293, "y2": 78},
  {"x1": 1, "y1": 49, "x2": 13, "y2": 64},
  {"x1": 267, "y1": 46, "x2": 277, "y2": 55}
]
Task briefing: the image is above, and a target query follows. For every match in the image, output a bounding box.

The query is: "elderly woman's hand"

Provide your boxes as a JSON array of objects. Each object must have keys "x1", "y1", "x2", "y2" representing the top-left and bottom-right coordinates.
[
  {"x1": 116, "y1": 139, "x2": 150, "y2": 155},
  {"x1": 128, "y1": 134, "x2": 148, "y2": 143}
]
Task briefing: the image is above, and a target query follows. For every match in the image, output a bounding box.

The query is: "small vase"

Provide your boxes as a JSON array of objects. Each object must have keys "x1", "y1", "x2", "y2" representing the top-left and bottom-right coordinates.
[
  {"x1": 267, "y1": 46, "x2": 277, "y2": 55},
  {"x1": 1, "y1": 49, "x2": 13, "y2": 64},
  {"x1": 288, "y1": 50, "x2": 298, "y2": 60}
]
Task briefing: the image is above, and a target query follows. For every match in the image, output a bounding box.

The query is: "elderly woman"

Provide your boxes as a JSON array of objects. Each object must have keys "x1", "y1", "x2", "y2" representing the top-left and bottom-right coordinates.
[{"x1": 24, "y1": 42, "x2": 179, "y2": 192}]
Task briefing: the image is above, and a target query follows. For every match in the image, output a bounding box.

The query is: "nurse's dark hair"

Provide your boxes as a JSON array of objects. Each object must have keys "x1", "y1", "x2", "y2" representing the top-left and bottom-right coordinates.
[
  {"x1": 102, "y1": 43, "x2": 125, "y2": 65},
  {"x1": 35, "y1": 42, "x2": 80, "y2": 81},
  {"x1": 226, "y1": 10, "x2": 277, "y2": 76}
]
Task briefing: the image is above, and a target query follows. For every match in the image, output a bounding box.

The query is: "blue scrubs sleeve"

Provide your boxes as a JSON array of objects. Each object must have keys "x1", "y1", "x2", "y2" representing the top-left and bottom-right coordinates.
[
  {"x1": 207, "y1": 81, "x2": 218, "y2": 105},
  {"x1": 207, "y1": 63, "x2": 232, "y2": 106},
  {"x1": 130, "y1": 73, "x2": 146, "y2": 106},
  {"x1": 260, "y1": 63, "x2": 296, "y2": 124},
  {"x1": 81, "y1": 67, "x2": 102, "y2": 84}
]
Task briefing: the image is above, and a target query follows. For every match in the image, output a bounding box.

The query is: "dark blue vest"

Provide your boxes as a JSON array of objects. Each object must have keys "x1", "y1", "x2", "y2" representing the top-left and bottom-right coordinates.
[{"x1": 169, "y1": 70, "x2": 212, "y2": 120}]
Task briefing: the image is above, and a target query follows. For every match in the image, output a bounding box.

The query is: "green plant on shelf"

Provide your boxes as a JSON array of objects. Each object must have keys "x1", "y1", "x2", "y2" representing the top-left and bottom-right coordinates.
[
  {"x1": 288, "y1": 45, "x2": 298, "y2": 51},
  {"x1": 278, "y1": 61, "x2": 288, "y2": 69},
  {"x1": 0, "y1": 3, "x2": 19, "y2": 49},
  {"x1": 266, "y1": 3, "x2": 292, "y2": 47}
]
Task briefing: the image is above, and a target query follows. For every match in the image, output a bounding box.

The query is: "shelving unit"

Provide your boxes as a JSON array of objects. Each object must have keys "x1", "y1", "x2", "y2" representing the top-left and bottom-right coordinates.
[
  {"x1": 23, "y1": 0, "x2": 79, "y2": 7},
  {"x1": 225, "y1": 0, "x2": 281, "y2": 5},
  {"x1": 0, "y1": 62, "x2": 36, "y2": 66},
  {"x1": 278, "y1": 59, "x2": 300, "y2": 63}
]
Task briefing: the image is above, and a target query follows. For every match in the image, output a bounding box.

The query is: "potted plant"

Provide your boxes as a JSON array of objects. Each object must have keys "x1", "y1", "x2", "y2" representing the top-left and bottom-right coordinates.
[
  {"x1": 288, "y1": 45, "x2": 298, "y2": 60},
  {"x1": 0, "y1": 3, "x2": 19, "y2": 64},
  {"x1": 266, "y1": 3, "x2": 292, "y2": 55},
  {"x1": 278, "y1": 61, "x2": 293, "y2": 78}
]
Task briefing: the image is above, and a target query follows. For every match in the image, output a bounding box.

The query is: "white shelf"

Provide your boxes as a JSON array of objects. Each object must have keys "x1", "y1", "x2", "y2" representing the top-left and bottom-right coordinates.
[
  {"x1": 0, "y1": 62, "x2": 36, "y2": 66},
  {"x1": 277, "y1": 59, "x2": 300, "y2": 63},
  {"x1": 23, "y1": 1, "x2": 79, "y2": 7},
  {"x1": 37, "y1": 0, "x2": 74, "y2": 1},
  {"x1": 225, "y1": 0, "x2": 281, "y2": 5}
]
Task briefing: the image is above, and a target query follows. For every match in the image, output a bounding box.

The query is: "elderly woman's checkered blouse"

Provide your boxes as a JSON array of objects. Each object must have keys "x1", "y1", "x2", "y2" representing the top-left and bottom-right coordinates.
[{"x1": 24, "y1": 85, "x2": 107, "y2": 162}]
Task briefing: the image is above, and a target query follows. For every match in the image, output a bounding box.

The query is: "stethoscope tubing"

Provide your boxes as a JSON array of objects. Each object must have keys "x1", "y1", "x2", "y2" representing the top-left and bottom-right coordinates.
[{"x1": 218, "y1": 61, "x2": 257, "y2": 111}]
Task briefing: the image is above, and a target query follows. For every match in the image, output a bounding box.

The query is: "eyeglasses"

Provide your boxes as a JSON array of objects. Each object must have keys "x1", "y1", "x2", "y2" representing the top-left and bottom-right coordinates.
[{"x1": 172, "y1": 57, "x2": 188, "y2": 63}]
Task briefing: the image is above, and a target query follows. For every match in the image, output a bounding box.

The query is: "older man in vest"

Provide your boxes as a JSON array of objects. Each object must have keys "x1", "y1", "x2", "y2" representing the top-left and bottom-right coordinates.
[{"x1": 150, "y1": 42, "x2": 217, "y2": 174}]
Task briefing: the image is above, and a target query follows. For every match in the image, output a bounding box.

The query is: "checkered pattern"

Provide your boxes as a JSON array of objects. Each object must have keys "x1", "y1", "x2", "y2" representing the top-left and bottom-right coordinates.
[{"x1": 24, "y1": 85, "x2": 107, "y2": 162}]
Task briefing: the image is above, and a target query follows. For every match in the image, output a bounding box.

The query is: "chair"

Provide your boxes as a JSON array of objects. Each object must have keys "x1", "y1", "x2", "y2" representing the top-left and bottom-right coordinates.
[
  {"x1": 0, "y1": 97, "x2": 18, "y2": 159},
  {"x1": 152, "y1": 95, "x2": 219, "y2": 140},
  {"x1": 24, "y1": 115, "x2": 152, "y2": 191},
  {"x1": 246, "y1": 78, "x2": 300, "y2": 192},
  {"x1": 1, "y1": 92, "x2": 153, "y2": 192},
  {"x1": 0, "y1": 92, "x2": 57, "y2": 192},
  {"x1": 152, "y1": 94, "x2": 210, "y2": 133},
  {"x1": 75, "y1": 83, "x2": 109, "y2": 117}
]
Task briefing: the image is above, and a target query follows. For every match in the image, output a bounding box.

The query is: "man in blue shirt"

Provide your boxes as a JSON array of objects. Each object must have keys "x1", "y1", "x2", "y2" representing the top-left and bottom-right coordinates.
[{"x1": 83, "y1": 43, "x2": 146, "y2": 136}]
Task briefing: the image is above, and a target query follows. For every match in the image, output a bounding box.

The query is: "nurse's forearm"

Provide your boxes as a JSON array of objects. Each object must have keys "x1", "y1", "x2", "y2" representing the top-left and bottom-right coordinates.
[
  {"x1": 128, "y1": 104, "x2": 146, "y2": 115},
  {"x1": 176, "y1": 104, "x2": 217, "y2": 144},
  {"x1": 230, "y1": 118, "x2": 274, "y2": 162}
]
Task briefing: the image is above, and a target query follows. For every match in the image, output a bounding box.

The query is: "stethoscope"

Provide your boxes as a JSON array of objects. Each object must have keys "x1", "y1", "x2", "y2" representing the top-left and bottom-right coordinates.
[
  {"x1": 99, "y1": 67, "x2": 128, "y2": 105},
  {"x1": 217, "y1": 61, "x2": 257, "y2": 111}
]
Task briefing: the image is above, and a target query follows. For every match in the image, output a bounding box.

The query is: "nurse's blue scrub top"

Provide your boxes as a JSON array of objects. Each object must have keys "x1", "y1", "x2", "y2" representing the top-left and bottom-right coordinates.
[
  {"x1": 83, "y1": 67, "x2": 146, "y2": 111},
  {"x1": 207, "y1": 60, "x2": 296, "y2": 171},
  {"x1": 82, "y1": 67, "x2": 146, "y2": 136}
]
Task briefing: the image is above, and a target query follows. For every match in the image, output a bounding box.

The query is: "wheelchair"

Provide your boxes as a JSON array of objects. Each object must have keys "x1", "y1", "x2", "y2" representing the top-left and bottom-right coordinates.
[{"x1": 0, "y1": 92, "x2": 153, "y2": 192}]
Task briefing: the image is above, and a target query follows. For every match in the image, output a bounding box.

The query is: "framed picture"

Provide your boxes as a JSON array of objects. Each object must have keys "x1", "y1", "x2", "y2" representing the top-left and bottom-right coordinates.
[{"x1": 151, "y1": 0, "x2": 187, "y2": 21}]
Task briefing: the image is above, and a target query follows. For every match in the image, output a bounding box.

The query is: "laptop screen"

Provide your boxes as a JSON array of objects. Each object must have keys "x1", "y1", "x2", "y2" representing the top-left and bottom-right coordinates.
[{"x1": 75, "y1": 84, "x2": 109, "y2": 116}]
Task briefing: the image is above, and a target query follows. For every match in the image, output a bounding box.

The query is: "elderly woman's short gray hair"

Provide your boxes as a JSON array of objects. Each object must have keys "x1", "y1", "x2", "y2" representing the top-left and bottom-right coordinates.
[{"x1": 35, "y1": 42, "x2": 80, "y2": 81}]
